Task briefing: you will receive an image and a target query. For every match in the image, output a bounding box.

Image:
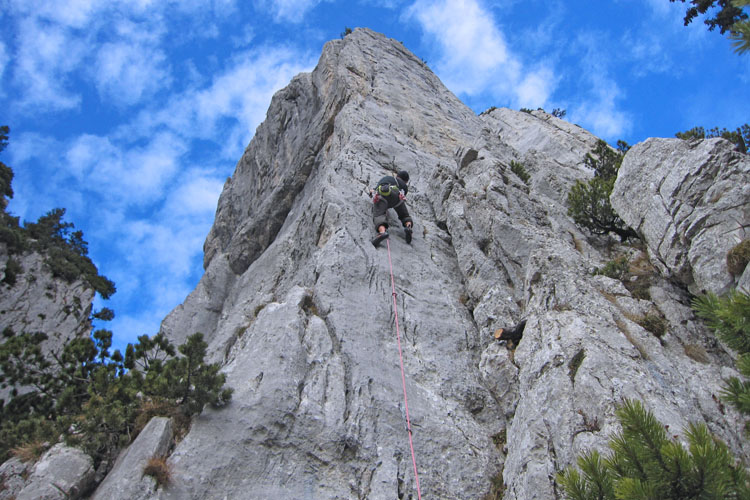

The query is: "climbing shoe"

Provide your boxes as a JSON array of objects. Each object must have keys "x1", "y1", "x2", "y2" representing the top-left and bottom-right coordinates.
[
  {"x1": 404, "y1": 226, "x2": 413, "y2": 244},
  {"x1": 372, "y1": 231, "x2": 389, "y2": 247}
]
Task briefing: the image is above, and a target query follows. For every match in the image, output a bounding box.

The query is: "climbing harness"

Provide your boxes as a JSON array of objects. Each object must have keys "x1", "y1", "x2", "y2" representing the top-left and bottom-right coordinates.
[{"x1": 385, "y1": 238, "x2": 422, "y2": 500}]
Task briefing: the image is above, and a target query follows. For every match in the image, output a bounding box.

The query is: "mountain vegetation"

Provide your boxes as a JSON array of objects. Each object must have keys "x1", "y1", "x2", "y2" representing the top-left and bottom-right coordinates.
[
  {"x1": 559, "y1": 283, "x2": 750, "y2": 498},
  {"x1": 694, "y1": 287, "x2": 750, "y2": 427},
  {"x1": 670, "y1": 0, "x2": 750, "y2": 54},
  {"x1": 560, "y1": 125, "x2": 750, "y2": 498},
  {"x1": 557, "y1": 399, "x2": 750, "y2": 499},
  {"x1": 566, "y1": 139, "x2": 639, "y2": 241},
  {"x1": 671, "y1": 0, "x2": 748, "y2": 33},
  {"x1": 0, "y1": 127, "x2": 115, "y2": 299},
  {"x1": 675, "y1": 124, "x2": 750, "y2": 154},
  {"x1": 0, "y1": 329, "x2": 233, "y2": 466},
  {"x1": 0, "y1": 125, "x2": 233, "y2": 469},
  {"x1": 730, "y1": 0, "x2": 750, "y2": 53}
]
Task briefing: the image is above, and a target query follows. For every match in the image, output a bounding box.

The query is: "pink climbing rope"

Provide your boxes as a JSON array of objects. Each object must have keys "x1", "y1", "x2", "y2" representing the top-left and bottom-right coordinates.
[{"x1": 385, "y1": 238, "x2": 422, "y2": 500}]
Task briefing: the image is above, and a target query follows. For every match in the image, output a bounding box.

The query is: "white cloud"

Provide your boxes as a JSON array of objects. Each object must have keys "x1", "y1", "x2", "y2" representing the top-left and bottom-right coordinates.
[
  {"x1": 162, "y1": 172, "x2": 225, "y2": 218},
  {"x1": 257, "y1": 0, "x2": 325, "y2": 23},
  {"x1": 13, "y1": 18, "x2": 85, "y2": 110},
  {"x1": 65, "y1": 134, "x2": 119, "y2": 181},
  {"x1": 110, "y1": 134, "x2": 185, "y2": 202},
  {"x1": 102, "y1": 171, "x2": 223, "y2": 347},
  {"x1": 567, "y1": 33, "x2": 632, "y2": 140},
  {"x1": 16, "y1": 132, "x2": 223, "y2": 350},
  {"x1": 405, "y1": 0, "x2": 554, "y2": 108},
  {"x1": 232, "y1": 26, "x2": 257, "y2": 48},
  {"x1": 571, "y1": 95, "x2": 631, "y2": 140},
  {"x1": 128, "y1": 46, "x2": 315, "y2": 158},
  {"x1": 93, "y1": 40, "x2": 171, "y2": 105},
  {"x1": 516, "y1": 67, "x2": 556, "y2": 109},
  {"x1": 362, "y1": 0, "x2": 402, "y2": 7},
  {"x1": 4, "y1": 1, "x2": 194, "y2": 113},
  {"x1": 620, "y1": 30, "x2": 674, "y2": 77},
  {"x1": 7, "y1": 0, "x2": 102, "y2": 28},
  {"x1": 64, "y1": 131, "x2": 187, "y2": 207}
]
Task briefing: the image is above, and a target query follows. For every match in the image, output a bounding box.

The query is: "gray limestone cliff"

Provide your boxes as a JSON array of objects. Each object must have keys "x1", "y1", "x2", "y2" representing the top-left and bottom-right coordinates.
[
  {"x1": 102, "y1": 28, "x2": 748, "y2": 499},
  {"x1": 0, "y1": 248, "x2": 98, "y2": 499},
  {"x1": 0, "y1": 247, "x2": 95, "y2": 402},
  {"x1": 611, "y1": 137, "x2": 750, "y2": 296}
]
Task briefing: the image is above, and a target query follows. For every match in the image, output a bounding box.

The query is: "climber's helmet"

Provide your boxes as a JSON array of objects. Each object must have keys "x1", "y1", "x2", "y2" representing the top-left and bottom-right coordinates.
[{"x1": 397, "y1": 170, "x2": 409, "y2": 183}]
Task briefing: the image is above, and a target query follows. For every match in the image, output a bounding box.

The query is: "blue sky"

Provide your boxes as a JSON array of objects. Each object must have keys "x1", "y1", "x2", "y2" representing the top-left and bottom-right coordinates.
[{"x1": 1, "y1": 0, "x2": 748, "y2": 352}]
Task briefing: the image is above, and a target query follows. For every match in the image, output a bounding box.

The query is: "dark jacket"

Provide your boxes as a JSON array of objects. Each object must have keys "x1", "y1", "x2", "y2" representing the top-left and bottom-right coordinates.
[
  {"x1": 372, "y1": 175, "x2": 412, "y2": 229},
  {"x1": 374, "y1": 175, "x2": 408, "y2": 206}
]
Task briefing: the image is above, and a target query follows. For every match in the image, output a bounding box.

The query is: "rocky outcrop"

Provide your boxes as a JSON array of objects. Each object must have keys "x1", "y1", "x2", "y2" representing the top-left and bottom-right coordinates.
[
  {"x1": 480, "y1": 107, "x2": 600, "y2": 206},
  {"x1": 92, "y1": 417, "x2": 173, "y2": 499},
  {"x1": 611, "y1": 137, "x2": 750, "y2": 295},
  {"x1": 0, "y1": 456, "x2": 30, "y2": 500},
  {"x1": 100, "y1": 28, "x2": 749, "y2": 500},
  {"x1": 0, "y1": 249, "x2": 95, "y2": 402},
  {"x1": 11, "y1": 444, "x2": 95, "y2": 500}
]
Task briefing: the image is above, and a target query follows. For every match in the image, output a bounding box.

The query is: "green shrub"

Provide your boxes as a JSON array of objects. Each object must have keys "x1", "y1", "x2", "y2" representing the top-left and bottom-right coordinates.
[
  {"x1": 0, "y1": 129, "x2": 112, "y2": 297},
  {"x1": 593, "y1": 256, "x2": 630, "y2": 281},
  {"x1": 694, "y1": 289, "x2": 750, "y2": 420},
  {"x1": 25, "y1": 209, "x2": 116, "y2": 298},
  {"x1": 676, "y1": 124, "x2": 749, "y2": 154},
  {"x1": 0, "y1": 214, "x2": 25, "y2": 254},
  {"x1": 11, "y1": 439, "x2": 50, "y2": 463},
  {"x1": 509, "y1": 160, "x2": 530, "y2": 185},
  {"x1": 0, "y1": 330, "x2": 233, "y2": 466},
  {"x1": 557, "y1": 400, "x2": 750, "y2": 499},
  {"x1": 568, "y1": 349, "x2": 585, "y2": 383},
  {"x1": 637, "y1": 313, "x2": 668, "y2": 338},
  {"x1": 560, "y1": 285, "x2": 750, "y2": 500},
  {"x1": 2, "y1": 256, "x2": 22, "y2": 286},
  {"x1": 567, "y1": 140, "x2": 638, "y2": 241},
  {"x1": 483, "y1": 470, "x2": 504, "y2": 500}
]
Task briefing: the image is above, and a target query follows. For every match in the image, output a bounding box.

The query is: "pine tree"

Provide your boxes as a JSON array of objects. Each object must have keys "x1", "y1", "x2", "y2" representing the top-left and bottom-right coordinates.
[
  {"x1": 694, "y1": 289, "x2": 750, "y2": 420},
  {"x1": 670, "y1": 0, "x2": 748, "y2": 34},
  {"x1": 675, "y1": 124, "x2": 750, "y2": 153},
  {"x1": 0, "y1": 125, "x2": 13, "y2": 209},
  {"x1": 161, "y1": 333, "x2": 233, "y2": 417},
  {"x1": 558, "y1": 400, "x2": 750, "y2": 499},
  {"x1": 566, "y1": 140, "x2": 638, "y2": 241},
  {"x1": 0, "y1": 331, "x2": 233, "y2": 465}
]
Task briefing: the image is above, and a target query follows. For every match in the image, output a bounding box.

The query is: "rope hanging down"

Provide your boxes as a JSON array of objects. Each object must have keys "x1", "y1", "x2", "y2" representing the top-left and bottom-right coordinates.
[{"x1": 385, "y1": 238, "x2": 422, "y2": 500}]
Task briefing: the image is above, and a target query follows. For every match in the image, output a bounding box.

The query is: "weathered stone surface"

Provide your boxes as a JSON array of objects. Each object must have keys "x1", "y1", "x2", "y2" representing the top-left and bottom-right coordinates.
[
  {"x1": 740, "y1": 264, "x2": 750, "y2": 294},
  {"x1": 0, "y1": 456, "x2": 31, "y2": 500},
  {"x1": 129, "y1": 28, "x2": 750, "y2": 500},
  {"x1": 16, "y1": 444, "x2": 95, "y2": 500},
  {"x1": 0, "y1": 250, "x2": 94, "y2": 344},
  {"x1": 92, "y1": 417, "x2": 173, "y2": 500},
  {"x1": 611, "y1": 137, "x2": 750, "y2": 295},
  {"x1": 0, "y1": 249, "x2": 95, "y2": 402},
  {"x1": 480, "y1": 107, "x2": 601, "y2": 206}
]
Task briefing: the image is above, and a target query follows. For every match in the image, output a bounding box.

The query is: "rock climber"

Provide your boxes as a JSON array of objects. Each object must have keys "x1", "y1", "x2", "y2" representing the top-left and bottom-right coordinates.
[{"x1": 370, "y1": 170, "x2": 413, "y2": 247}]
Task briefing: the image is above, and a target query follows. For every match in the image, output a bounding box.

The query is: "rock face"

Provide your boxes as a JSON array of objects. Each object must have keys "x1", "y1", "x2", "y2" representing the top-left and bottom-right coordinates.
[
  {"x1": 0, "y1": 456, "x2": 30, "y2": 500},
  {"x1": 611, "y1": 137, "x2": 750, "y2": 295},
  {"x1": 91, "y1": 417, "x2": 173, "y2": 500},
  {"x1": 0, "y1": 249, "x2": 95, "y2": 402},
  {"x1": 13, "y1": 443, "x2": 95, "y2": 500},
  {"x1": 111, "y1": 28, "x2": 749, "y2": 499}
]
